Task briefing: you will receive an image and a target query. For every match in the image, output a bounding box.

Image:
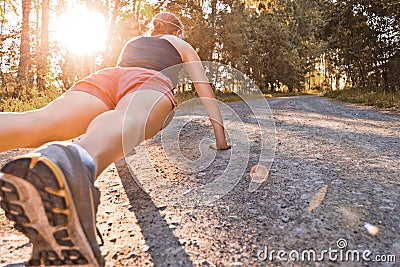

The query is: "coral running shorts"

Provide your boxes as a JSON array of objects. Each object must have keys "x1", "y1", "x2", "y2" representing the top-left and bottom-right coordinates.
[{"x1": 69, "y1": 67, "x2": 177, "y2": 110}]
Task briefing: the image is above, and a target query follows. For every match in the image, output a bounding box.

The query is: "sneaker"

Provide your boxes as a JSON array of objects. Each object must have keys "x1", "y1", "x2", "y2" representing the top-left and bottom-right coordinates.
[{"x1": 0, "y1": 142, "x2": 103, "y2": 266}]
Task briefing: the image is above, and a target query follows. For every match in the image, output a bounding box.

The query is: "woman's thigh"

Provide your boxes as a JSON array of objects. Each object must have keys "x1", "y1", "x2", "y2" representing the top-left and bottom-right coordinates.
[
  {"x1": 32, "y1": 91, "x2": 110, "y2": 140},
  {"x1": 116, "y1": 90, "x2": 174, "y2": 141}
]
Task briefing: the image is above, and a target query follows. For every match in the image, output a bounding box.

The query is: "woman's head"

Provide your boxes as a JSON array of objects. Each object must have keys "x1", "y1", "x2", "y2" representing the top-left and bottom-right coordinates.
[{"x1": 150, "y1": 12, "x2": 184, "y2": 37}]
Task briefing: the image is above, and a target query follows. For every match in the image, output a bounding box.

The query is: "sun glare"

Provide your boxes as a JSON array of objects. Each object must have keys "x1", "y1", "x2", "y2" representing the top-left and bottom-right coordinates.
[
  {"x1": 146, "y1": 0, "x2": 159, "y2": 5},
  {"x1": 53, "y1": 6, "x2": 108, "y2": 55}
]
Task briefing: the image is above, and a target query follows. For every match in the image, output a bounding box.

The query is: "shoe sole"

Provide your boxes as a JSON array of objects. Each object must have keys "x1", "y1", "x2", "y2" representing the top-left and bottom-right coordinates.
[{"x1": 0, "y1": 153, "x2": 100, "y2": 266}]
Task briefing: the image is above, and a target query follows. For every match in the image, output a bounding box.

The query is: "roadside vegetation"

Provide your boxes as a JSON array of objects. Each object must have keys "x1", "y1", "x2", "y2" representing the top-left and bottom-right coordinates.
[
  {"x1": 325, "y1": 88, "x2": 400, "y2": 110},
  {"x1": 174, "y1": 89, "x2": 317, "y2": 105}
]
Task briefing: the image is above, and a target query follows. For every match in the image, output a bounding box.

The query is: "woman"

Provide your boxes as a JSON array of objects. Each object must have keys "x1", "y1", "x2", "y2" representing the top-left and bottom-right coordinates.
[{"x1": 0, "y1": 12, "x2": 230, "y2": 266}]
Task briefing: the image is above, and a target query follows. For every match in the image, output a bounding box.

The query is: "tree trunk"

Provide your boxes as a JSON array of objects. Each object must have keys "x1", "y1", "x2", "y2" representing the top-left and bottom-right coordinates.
[
  {"x1": 16, "y1": 0, "x2": 32, "y2": 96},
  {"x1": 382, "y1": 66, "x2": 389, "y2": 92},
  {"x1": 104, "y1": 0, "x2": 121, "y2": 67},
  {"x1": 37, "y1": 0, "x2": 50, "y2": 91}
]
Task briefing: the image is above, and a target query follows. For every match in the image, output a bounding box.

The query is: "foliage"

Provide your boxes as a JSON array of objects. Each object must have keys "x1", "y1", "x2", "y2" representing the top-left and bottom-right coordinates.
[
  {"x1": 0, "y1": 85, "x2": 61, "y2": 112},
  {"x1": 246, "y1": 10, "x2": 301, "y2": 91},
  {"x1": 321, "y1": 0, "x2": 400, "y2": 92},
  {"x1": 175, "y1": 91, "x2": 245, "y2": 105},
  {"x1": 325, "y1": 88, "x2": 400, "y2": 110},
  {"x1": 0, "y1": 0, "x2": 17, "y2": 18}
]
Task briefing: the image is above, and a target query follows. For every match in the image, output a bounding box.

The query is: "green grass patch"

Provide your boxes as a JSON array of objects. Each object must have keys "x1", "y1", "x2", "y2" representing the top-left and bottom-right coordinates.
[
  {"x1": 0, "y1": 87, "x2": 61, "y2": 112},
  {"x1": 267, "y1": 90, "x2": 320, "y2": 98},
  {"x1": 325, "y1": 88, "x2": 400, "y2": 110},
  {"x1": 175, "y1": 91, "x2": 247, "y2": 104}
]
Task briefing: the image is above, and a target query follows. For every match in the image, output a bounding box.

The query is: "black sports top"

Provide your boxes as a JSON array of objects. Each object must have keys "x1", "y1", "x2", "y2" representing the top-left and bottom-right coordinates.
[{"x1": 117, "y1": 36, "x2": 183, "y2": 86}]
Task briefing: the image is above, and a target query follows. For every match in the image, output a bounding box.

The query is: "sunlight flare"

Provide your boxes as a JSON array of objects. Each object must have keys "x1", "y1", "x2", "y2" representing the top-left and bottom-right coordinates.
[
  {"x1": 53, "y1": 6, "x2": 108, "y2": 55},
  {"x1": 146, "y1": 0, "x2": 159, "y2": 5}
]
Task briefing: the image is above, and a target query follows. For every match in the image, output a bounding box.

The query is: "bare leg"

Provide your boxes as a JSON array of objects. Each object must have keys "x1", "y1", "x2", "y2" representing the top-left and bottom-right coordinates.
[
  {"x1": 78, "y1": 90, "x2": 174, "y2": 176},
  {"x1": 0, "y1": 91, "x2": 109, "y2": 152}
]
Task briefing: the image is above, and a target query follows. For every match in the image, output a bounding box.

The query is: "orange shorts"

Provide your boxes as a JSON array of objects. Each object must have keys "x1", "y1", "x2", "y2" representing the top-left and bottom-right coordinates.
[{"x1": 69, "y1": 67, "x2": 177, "y2": 110}]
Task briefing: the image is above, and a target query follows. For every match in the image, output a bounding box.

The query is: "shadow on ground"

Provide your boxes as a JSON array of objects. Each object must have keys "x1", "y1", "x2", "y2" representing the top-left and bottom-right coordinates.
[{"x1": 115, "y1": 159, "x2": 193, "y2": 267}]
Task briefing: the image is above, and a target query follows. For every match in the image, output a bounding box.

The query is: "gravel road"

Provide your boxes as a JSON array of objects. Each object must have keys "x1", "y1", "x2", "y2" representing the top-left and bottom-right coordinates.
[{"x1": 1, "y1": 95, "x2": 399, "y2": 266}]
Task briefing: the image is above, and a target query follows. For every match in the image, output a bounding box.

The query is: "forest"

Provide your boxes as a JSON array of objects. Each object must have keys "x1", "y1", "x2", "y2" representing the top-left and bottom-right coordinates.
[{"x1": 0, "y1": 0, "x2": 399, "y2": 111}]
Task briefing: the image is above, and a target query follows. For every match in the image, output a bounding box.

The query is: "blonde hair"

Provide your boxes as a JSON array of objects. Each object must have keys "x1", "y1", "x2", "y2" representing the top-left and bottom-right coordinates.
[{"x1": 150, "y1": 12, "x2": 184, "y2": 36}]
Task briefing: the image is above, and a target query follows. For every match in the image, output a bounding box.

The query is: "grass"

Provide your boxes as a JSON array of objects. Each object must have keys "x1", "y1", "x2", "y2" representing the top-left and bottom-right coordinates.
[
  {"x1": 0, "y1": 87, "x2": 61, "y2": 112},
  {"x1": 175, "y1": 91, "x2": 259, "y2": 104},
  {"x1": 325, "y1": 88, "x2": 400, "y2": 110}
]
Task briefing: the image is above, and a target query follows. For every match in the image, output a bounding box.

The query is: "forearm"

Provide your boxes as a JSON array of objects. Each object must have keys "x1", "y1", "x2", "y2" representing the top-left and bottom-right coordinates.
[{"x1": 194, "y1": 82, "x2": 227, "y2": 145}]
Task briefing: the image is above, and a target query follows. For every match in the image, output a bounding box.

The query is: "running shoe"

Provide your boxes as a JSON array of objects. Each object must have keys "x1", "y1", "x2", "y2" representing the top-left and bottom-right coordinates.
[{"x1": 0, "y1": 142, "x2": 103, "y2": 266}]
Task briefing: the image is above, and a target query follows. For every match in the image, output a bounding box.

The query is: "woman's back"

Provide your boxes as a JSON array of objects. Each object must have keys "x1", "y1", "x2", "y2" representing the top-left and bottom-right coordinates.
[{"x1": 117, "y1": 36, "x2": 183, "y2": 85}]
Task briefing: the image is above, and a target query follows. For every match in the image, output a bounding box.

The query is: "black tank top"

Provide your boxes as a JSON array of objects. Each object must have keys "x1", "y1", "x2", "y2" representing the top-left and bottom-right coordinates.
[{"x1": 117, "y1": 36, "x2": 183, "y2": 86}]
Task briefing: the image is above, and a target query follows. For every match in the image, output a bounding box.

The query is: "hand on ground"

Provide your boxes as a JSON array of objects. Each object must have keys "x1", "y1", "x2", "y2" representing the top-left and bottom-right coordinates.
[{"x1": 209, "y1": 142, "x2": 232, "y2": 150}]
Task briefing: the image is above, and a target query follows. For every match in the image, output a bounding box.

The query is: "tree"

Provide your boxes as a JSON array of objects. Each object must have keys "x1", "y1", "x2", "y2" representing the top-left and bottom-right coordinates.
[
  {"x1": 245, "y1": 3, "x2": 303, "y2": 92},
  {"x1": 37, "y1": 0, "x2": 50, "y2": 91},
  {"x1": 0, "y1": 0, "x2": 19, "y2": 97},
  {"x1": 16, "y1": 0, "x2": 32, "y2": 96},
  {"x1": 217, "y1": 0, "x2": 248, "y2": 69},
  {"x1": 321, "y1": 0, "x2": 400, "y2": 91},
  {"x1": 285, "y1": 0, "x2": 325, "y2": 90}
]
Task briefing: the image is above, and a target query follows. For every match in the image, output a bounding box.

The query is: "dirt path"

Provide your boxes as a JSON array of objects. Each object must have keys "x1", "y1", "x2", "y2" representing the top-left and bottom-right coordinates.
[{"x1": 1, "y1": 96, "x2": 399, "y2": 266}]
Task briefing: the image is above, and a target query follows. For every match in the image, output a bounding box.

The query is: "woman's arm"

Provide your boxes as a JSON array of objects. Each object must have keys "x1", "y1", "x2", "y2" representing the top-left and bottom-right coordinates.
[
  {"x1": 192, "y1": 80, "x2": 231, "y2": 150},
  {"x1": 164, "y1": 36, "x2": 231, "y2": 150}
]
